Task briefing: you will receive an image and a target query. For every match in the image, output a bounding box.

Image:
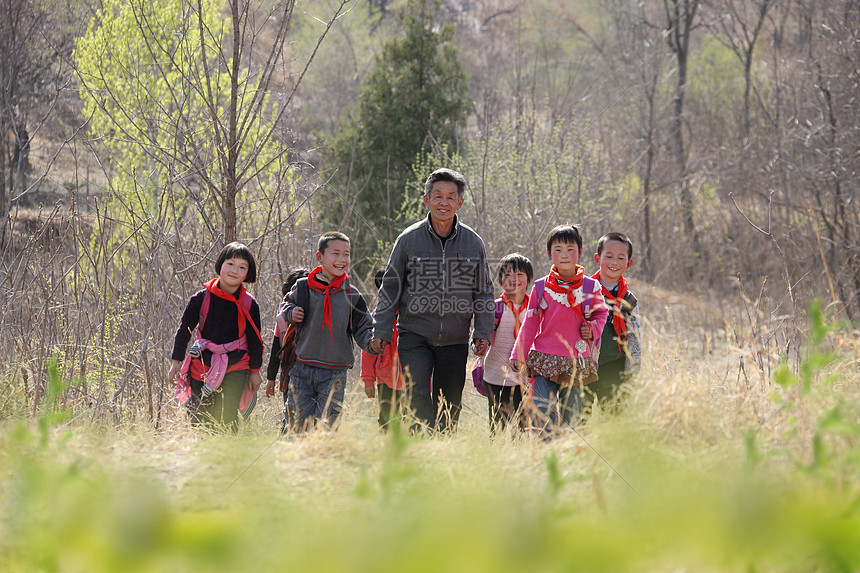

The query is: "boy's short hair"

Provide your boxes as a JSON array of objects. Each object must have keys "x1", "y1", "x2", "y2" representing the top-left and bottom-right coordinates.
[
  {"x1": 282, "y1": 267, "x2": 310, "y2": 296},
  {"x1": 596, "y1": 232, "x2": 634, "y2": 259},
  {"x1": 215, "y1": 242, "x2": 257, "y2": 283},
  {"x1": 318, "y1": 231, "x2": 350, "y2": 254},
  {"x1": 424, "y1": 168, "x2": 467, "y2": 197},
  {"x1": 546, "y1": 225, "x2": 583, "y2": 253},
  {"x1": 374, "y1": 266, "x2": 387, "y2": 290},
  {"x1": 496, "y1": 253, "x2": 534, "y2": 285}
]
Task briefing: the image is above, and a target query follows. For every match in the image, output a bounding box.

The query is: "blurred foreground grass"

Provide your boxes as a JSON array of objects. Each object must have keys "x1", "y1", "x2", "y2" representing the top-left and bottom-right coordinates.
[{"x1": 2, "y1": 304, "x2": 860, "y2": 572}]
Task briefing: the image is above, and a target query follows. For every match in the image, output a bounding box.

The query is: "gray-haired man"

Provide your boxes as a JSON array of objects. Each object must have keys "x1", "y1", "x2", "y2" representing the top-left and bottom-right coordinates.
[{"x1": 371, "y1": 168, "x2": 494, "y2": 433}]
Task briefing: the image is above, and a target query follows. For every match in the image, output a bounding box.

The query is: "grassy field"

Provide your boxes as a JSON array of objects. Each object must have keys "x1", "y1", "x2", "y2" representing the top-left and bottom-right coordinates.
[{"x1": 1, "y1": 296, "x2": 859, "y2": 572}]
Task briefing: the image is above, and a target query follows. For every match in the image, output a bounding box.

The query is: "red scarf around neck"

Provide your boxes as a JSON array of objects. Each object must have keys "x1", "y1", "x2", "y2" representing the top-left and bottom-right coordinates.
[
  {"x1": 591, "y1": 270, "x2": 628, "y2": 345},
  {"x1": 501, "y1": 291, "x2": 529, "y2": 338},
  {"x1": 205, "y1": 278, "x2": 263, "y2": 344},
  {"x1": 306, "y1": 266, "x2": 348, "y2": 343},
  {"x1": 544, "y1": 264, "x2": 587, "y2": 321}
]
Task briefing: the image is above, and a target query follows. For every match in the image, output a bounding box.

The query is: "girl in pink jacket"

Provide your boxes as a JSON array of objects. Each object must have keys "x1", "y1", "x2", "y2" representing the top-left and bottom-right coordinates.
[{"x1": 510, "y1": 225, "x2": 608, "y2": 435}]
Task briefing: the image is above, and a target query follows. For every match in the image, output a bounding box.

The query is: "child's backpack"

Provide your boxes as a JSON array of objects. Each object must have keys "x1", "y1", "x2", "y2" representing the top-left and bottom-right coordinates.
[
  {"x1": 529, "y1": 276, "x2": 596, "y2": 319},
  {"x1": 200, "y1": 288, "x2": 255, "y2": 333},
  {"x1": 289, "y1": 276, "x2": 359, "y2": 339},
  {"x1": 196, "y1": 288, "x2": 261, "y2": 419}
]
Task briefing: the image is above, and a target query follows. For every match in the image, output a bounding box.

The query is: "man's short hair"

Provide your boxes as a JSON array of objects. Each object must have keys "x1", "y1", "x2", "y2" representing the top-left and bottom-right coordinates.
[
  {"x1": 596, "y1": 232, "x2": 634, "y2": 259},
  {"x1": 424, "y1": 168, "x2": 467, "y2": 197},
  {"x1": 546, "y1": 225, "x2": 583, "y2": 253},
  {"x1": 318, "y1": 231, "x2": 350, "y2": 254}
]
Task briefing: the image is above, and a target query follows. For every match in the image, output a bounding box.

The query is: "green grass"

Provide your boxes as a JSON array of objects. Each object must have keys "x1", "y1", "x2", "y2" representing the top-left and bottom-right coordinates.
[{"x1": 2, "y1": 305, "x2": 859, "y2": 572}]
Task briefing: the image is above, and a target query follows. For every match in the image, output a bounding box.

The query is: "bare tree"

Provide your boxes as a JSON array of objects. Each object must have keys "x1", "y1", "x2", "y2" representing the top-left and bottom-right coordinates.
[
  {"x1": 663, "y1": 0, "x2": 704, "y2": 269},
  {"x1": 0, "y1": 0, "x2": 78, "y2": 250},
  {"x1": 75, "y1": 0, "x2": 352, "y2": 243},
  {"x1": 705, "y1": 0, "x2": 775, "y2": 140}
]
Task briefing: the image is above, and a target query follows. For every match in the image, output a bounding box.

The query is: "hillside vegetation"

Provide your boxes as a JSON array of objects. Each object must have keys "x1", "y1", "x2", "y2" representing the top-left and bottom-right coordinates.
[{"x1": 1, "y1": 0, "x2": 859, "y2": 569}]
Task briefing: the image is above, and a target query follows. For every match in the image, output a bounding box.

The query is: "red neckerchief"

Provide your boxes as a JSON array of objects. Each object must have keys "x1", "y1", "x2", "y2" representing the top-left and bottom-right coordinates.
[
  {"x1": 205, "y1": 278, "x2": 263, "y2": 344},
  {"x1": 592, "y1": 270, "x2": 628, "y2": 348},
  {"x1": 545, "y1": 264, "x2": 587, "y2": 321},
  {"x1": 306, "y1": 266, "x2": 348, "y2": 343},
  {"x1": 501, "y1": 292, "x2": 529, "y2": 338}
]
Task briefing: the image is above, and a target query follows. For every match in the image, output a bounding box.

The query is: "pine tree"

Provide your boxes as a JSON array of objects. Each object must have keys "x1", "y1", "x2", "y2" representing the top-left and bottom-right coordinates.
[{"x1": 327, "y1": 0, "x2": 470, "y2": 249}]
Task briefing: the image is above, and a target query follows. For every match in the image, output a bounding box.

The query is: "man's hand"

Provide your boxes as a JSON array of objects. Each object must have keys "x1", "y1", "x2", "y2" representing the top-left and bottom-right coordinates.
[
  {"x1": 370, "y1": 338, "x2": 389, "y2": 354},
  {"x1": 265, "y1": 378, "x2": 277, "y2": 398},
  {"x1": 473, "y1": 338, "x2": 490, "y2": 356}
]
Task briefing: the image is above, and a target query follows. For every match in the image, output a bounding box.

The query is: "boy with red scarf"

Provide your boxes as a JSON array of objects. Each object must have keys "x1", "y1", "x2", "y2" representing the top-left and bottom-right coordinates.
[
  {"x1": 279, "y1": 232, "x2": 376, "y2": 431},
  {"x1": 510, "y1": 225, "x2": 609, "y2": 434},
  {"x1": 168, "y1": 242, "x2": 264, "y2": 432},
  {"x1": 588, "y1": 232, "x2": 641, "y2": 410}
]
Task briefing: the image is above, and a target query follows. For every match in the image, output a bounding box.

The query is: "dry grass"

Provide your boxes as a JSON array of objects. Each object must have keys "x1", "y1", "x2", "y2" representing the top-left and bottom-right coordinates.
[{"x1": 2, "y1": 286, "x2": 859, "y2": 572}]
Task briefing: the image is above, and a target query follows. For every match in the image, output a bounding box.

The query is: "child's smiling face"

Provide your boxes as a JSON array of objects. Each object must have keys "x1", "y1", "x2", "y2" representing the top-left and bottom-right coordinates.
[
  {"x1": 548, "y1": 240, "x2": 581, "y2": 277},
  {"x1": 317, "y1": 239, "x2": 350, "y2": 281},
  {"x1": 218, "y1": 256, "x2": 249, "y2": 293},
  {"x1": 595, "y1": 239, "x2": 632, "y2": 283},
  {"x1": 500, "y1": 267, "x2": 529, "y2": 301}
]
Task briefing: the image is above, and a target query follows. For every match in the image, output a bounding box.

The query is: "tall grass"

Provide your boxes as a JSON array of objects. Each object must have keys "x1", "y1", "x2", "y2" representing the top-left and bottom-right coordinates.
[{"x1": 1, "y1": 301, "x2": 859, "y2": 572}]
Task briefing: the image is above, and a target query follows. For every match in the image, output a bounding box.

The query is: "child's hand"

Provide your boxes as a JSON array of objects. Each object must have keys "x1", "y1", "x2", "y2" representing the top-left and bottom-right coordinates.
[
  {"x1": 167, "y1": 360, "x2": 181, "y2": 383},
  {"x1": 580, "y1": 323, "x2": 593, "y2": 340},
  {"x1": 265, "y1": 379, "x2": 276, "y2": 398},
  {"x1": 510, "y1": 359, "x2": 521, "y2": 372},
  {"x1": 290, "y1": 307, "x2": 305, "y2": 323},
  {"x1": 248, "y1": 371, "x2": 263, "y2": 392},
  {"x1": 364, "y1": 385, "x2": 375, "y2": 399}
]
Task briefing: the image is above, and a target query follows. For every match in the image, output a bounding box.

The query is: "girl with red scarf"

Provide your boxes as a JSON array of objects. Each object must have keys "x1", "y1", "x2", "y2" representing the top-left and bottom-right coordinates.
[
  {"x1": 479, "y1": 254, "x2": 534, "y2": 435},
  {"x1": 168, "y1": 242, "x2": 264, "y2": 432},
  {"x1": 510, "y1": 225, "x2": 608, "y2": 435}
]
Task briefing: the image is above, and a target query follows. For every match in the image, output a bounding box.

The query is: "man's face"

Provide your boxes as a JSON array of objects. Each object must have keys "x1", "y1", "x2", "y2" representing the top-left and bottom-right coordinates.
[{"x1": 423, "y1": 180, "x2": 464, "y2": 225}]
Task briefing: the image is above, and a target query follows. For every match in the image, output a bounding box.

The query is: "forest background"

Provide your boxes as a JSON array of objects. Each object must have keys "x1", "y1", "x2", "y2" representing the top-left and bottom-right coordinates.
[{"x1": 1, "y1": 0, "x2": 860, "y2": 571}]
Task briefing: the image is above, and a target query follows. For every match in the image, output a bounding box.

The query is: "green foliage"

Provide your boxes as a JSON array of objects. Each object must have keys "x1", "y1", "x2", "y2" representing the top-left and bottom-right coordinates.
[
  {"x1": 74, "y1": 0, "x2": 293, "y2": 246},
  {"x1": 325, "y1": 0, "x2": 471, "y2": 248},
  {"x1": 0, "y1": 423, "x2": 244, "y2": 572},
  {"x1": 687, "y1": 36, "x2": 747, "y2": 127},
  {"x1": 772, "y1": 300, "x2": 840, "y2": 395}
]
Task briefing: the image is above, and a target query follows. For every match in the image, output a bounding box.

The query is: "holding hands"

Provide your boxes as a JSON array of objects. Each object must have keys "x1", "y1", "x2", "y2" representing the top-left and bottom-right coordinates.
[
  {"x1": 472, "y1": 338, "x2": 490, "y2": 357},
  {"x1": 369, "y1": 338, "x2": 388, "y2": 354}
]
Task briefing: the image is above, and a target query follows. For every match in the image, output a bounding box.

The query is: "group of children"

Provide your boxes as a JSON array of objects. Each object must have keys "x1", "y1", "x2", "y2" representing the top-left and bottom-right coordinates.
[
  {"x1": 169, "y1": 225, "x2": 640, "y2": 436},
  {"x1": 476, "y1": 226, "x2": 641, "y2": 436}
]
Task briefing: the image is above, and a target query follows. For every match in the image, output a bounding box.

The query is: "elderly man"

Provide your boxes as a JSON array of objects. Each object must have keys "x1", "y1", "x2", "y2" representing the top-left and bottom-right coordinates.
[{"x1": 371, "y1": 168, "x2": 494, "y2": 433}]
